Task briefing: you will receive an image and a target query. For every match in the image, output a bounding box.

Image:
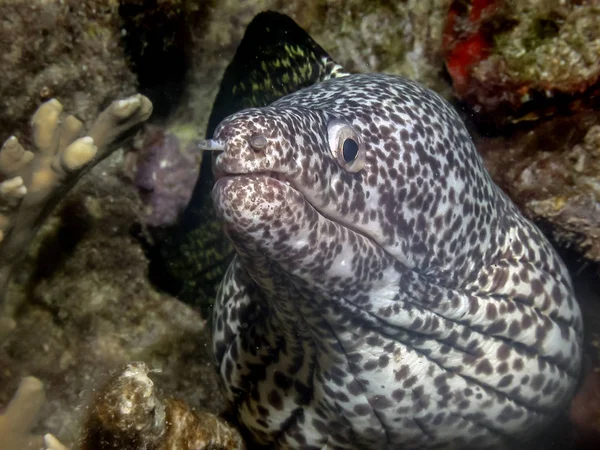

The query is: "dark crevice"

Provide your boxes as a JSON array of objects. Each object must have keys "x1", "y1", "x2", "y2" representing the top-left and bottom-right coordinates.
[
  {"x1": 118, "y1": 0, "x2": 214, "y2": 120},
  {"x1": 412, "y1": 417, "x2": 435, "y2": 441}
]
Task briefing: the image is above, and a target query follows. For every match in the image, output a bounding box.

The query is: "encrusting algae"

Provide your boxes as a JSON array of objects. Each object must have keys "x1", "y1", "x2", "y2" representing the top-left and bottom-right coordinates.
[{"x1": 80, "y1": 363, "x2": 245, "y2": 450}]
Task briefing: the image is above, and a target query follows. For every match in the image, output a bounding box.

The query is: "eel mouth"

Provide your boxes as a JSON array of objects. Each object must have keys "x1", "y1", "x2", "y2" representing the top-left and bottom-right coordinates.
[
  {"x1": 212, "y1": 169, "x2": 302, "y2": 213},
  {"x1": 212, "y1": 158, "x2": 381, "y2": 254},
  {"x1": 214, "y1": 169, "x2": 291, "y2": 185},
  {"x1": 213, "y1": 169, "x2": 379, "y2": 253},
  {"x1": 213, "y1": 165, "x2": 296, "y2": 194}
]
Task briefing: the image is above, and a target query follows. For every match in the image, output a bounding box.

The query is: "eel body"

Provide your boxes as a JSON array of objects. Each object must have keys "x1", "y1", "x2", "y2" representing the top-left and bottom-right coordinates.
[{"x1": 200, "y1": 12, "x2": 583, "y2": 450}]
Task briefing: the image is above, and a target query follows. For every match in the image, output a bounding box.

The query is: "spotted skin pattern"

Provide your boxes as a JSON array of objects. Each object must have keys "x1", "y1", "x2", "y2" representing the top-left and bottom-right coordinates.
[{"x1": 210, "y1": 73, "x2": 583, "y2": 449}]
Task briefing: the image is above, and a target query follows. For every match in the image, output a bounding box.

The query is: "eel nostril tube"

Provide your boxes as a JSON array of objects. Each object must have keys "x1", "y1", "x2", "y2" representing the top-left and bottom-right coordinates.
[
  {"x1": 249, "y1": 135, "x2": 268, "y2": 151},
  {"x1": 197, "y1": 139, "x2": 226, "y2": 151}
]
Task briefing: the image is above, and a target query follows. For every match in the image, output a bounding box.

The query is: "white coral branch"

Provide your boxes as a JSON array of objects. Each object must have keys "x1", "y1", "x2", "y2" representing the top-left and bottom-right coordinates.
[
  {"x1": 44, "y1": 433, "x2": 70, "y2": 450},
  {"x1": 0, "y1": 377, "x2": 70, "y2": 450}
]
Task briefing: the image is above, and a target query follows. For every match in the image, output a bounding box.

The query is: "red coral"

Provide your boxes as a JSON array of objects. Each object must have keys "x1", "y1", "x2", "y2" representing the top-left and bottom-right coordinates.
[{"x1": 443, "y1": 0, "x2": 502, "y2": 96}]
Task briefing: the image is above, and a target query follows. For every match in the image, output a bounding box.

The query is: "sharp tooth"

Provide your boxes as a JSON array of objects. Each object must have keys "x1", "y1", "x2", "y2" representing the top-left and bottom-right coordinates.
[{"x1": 197, "y1": 139, "x2": 226, "y2": 151}]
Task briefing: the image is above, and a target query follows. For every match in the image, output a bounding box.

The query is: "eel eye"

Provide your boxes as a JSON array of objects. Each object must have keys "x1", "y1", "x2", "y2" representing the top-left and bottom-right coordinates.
[
  {"x1": 342, "y1": 138, "x2": 359, "y2": 162},
  {"x1": 327, "y1": 119, "x2": 365, "y2": 173}
]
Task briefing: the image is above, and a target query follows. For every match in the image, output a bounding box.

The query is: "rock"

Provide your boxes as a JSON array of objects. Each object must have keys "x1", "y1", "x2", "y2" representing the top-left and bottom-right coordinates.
[
  {"x1": 0, "y1": 151, "x2": 224, "y2": 447},
  {"x1": 443, "y1": 0, "x2": 600, "y2": 126},
  {"x1": 0, "y1": 0, "x2": 138, "y2": 140},
  {"x1": 477, "y1": 112, "x2": 600, "y2": 263},
  {"x1": 124, "y1": 125, "x2": 202, "y2": 228},
  {"x1": 81, "y1": 362, "x2": 244, "y2": 450}
]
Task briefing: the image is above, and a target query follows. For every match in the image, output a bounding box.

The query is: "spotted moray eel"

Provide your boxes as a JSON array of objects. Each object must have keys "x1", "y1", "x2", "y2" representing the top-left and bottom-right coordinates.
[{"x1": 203, "y1": 13, "x2": 584, "y2": 450}]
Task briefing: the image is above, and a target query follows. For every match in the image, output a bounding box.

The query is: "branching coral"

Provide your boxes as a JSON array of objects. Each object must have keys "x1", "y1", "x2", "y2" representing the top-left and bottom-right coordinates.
[
  {"x1": 0, "y1": 95, "x2": 152, "y2": 304},
  {"x1": 0, "y1": 376, "x2": 68, "y2": 450}
]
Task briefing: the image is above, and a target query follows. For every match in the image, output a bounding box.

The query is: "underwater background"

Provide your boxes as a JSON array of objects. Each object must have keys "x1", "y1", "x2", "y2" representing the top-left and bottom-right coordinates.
[{"x1": 0, "y1": 0, "x2": 599, "y2": 449}]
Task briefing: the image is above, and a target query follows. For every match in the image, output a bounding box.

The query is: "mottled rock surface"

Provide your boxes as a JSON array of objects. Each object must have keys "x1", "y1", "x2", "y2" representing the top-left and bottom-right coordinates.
[
  {"x1": 125, "y1": 125, "x2": 202, "y2": 228},
  {"x1": 477, "y1": 112, "x2": 600, "y2": 263},
  {"x1": 443, "y1": 0, "x2": 600, "y2": 126},
  {"x1": 0, "y1": 0, "x2": 138, "y2": 140}
]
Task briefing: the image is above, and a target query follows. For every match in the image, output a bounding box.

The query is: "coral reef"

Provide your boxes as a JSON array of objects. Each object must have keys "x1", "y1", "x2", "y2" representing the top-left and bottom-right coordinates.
[
  {"x1": 1, "y1": 3, "x2": 599, "y2": 450},
  {"x1": 477, "y1": 112, "x2": 600, "y2": 263},
  {"x1": 281, "y1": 0, "x2": 452, "y2": 92},
  {"x1": 0, "y1": 146, "x2": 226, "y2": 447},
  {"x1": 81, "y1": 363, "x2": 244, "y2": 450},
  {"x1": 125, "y1": 125, "x2": 202, "y2": 228},
  {"x1": 443, "y1": 0, "x2": 600, "y2": 125},
  {"x1": 0, "y1": 94, "x2": 152, "y2": 305},
  {"x1": 0, "y1": 376, "x2": 45, "y2": 450},
  {"x1": 0, "y1": 0, "x2": 138, "y2": 140}
]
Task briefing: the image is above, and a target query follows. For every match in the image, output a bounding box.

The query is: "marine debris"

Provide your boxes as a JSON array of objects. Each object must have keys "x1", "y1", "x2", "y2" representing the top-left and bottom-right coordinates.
[{"x1": 0, "y1": 94, "x2": 152, "y2": 305}]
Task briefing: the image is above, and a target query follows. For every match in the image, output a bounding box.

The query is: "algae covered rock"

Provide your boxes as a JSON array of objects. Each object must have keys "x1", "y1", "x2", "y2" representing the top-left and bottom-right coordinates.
[
  {"x1": 477, "y1": 112, "x2": 600, "y2": 263},
  {"x1": 0, "y1": 0, "x2": 138, "y2": 140},
  {"x1": 443, "y1": 0, "x2": 600, "y2": 126},
  {"x1": 125, "y1": 125, "x2": 202, "y2": 228},
  {"x1": 81, "y1": 363, "x2": 244, "y2": 450},
  {"x1": 0, "y1": 148, "x2": 224, "y2": 447}
]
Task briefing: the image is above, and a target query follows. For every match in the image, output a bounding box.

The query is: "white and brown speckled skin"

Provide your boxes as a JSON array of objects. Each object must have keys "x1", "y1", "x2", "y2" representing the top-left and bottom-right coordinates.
[{"x1": 210, "y1": 73, "x2": 583, "y2": 449}]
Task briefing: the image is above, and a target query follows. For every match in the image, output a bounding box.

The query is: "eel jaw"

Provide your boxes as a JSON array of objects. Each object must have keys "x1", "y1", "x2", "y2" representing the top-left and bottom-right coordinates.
[
  {"x1": 214, "y1": 170, "x2": 291, "y2": 186},
  {"x1": 197, "y1": 137, "x2": 294, "y2": 188}
]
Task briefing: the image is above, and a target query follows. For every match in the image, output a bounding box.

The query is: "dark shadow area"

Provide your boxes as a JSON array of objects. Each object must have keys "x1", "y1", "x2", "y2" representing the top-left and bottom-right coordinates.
[
  {"x1": 118, "y1": 0, "x2": 213, "y2": 121},
  {"x1": 29, "y1": 201, "x2": 92, "y2": 283}
]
